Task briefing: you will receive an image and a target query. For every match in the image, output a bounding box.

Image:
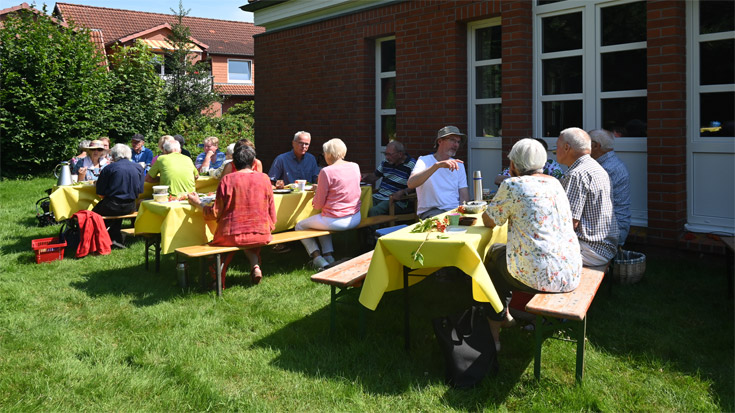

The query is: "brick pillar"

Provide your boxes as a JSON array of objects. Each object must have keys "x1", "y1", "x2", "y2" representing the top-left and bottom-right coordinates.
[
  {"x1": 501, "y1": 0, "x2": 533, "y2": 167},
  {"x1": 646, "y1": 1, "x2": 687, "y2": 247}
]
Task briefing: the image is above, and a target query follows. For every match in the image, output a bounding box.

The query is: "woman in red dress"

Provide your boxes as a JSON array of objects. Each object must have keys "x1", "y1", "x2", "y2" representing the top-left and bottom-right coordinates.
[{"x1": 188, "y1": 144, "x2": 276, "y2": 286}]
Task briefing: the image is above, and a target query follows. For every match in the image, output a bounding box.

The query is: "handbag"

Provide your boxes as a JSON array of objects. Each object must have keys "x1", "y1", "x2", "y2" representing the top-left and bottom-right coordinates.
[
  {"x1": 432, "y1": 305, "x2": 498, "y2": 388},
  {"x1": 58, "y1": 218, "x2": 80, "y2": 258}
]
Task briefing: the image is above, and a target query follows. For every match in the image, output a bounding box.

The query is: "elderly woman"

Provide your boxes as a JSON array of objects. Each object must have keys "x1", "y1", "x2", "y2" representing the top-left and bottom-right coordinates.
[
  {"x1": 219, "y1": 139, "x2": 263, "y2": 178},
  {"x1": 151, "y1": 135, "x2": 176, "y2": 165},
  {"x1": 482, "y1": 138, "x2": 582, "y2": 351},
  {"x1": 209, "y1": 143, "x2": 235, "y2": 179},
  {"x1": 99, "y1": 137, "x2": 112, "y2": 163},
  {"x1": 188, "y1": 145, "x2": 276, "y2": 286},
  {"x1": 73, "y1": 139, "x2": 109, "y2": 181},
  {"x1": 295, "y1": 138, "x2": 362, "y2": 269}
]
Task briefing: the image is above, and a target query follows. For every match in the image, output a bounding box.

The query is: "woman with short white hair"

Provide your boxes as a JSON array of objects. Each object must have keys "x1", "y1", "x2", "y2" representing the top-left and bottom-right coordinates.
[
  {"x1": 295, "y1": 138, "x2": 362, "y2": 269},
  {"x1": 482, "y1": 138, "x2": 582, "y2": 351}
]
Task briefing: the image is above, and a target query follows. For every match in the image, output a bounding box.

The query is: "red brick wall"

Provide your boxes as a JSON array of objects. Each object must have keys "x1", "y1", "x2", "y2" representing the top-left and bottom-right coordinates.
[
  {"x1": 253, "y1": 1, "x2": 504, "y2": 173},
  {"x1": 646, "y1": 1, "x2": 687, "y2": 247}
]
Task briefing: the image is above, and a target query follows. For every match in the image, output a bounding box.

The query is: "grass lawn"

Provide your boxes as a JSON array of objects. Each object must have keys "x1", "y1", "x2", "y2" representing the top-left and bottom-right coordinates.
[{"x1": 1, "y1": 177, "x2": 733, "y2": 411}]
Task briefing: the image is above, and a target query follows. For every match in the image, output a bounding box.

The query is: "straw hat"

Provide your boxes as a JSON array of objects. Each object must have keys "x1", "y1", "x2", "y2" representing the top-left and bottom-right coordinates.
[{"x1": 84, "y1": 140, "x2": 105, "y2": 150}]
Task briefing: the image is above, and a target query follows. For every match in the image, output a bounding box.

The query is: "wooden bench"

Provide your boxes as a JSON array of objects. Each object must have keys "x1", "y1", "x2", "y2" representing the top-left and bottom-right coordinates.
[
  {"x1": 175, "y1": 229, "x2": 331, "y2": 296},
  {"x1": 311, "y1": 250, "x2": 373, "y2": 336},
  {"x1": 101, "y1": 212, "x2": 138, "y2": 220},
  {"x1": 525, "y1": 265, "x2": 607, "y2": 384}
]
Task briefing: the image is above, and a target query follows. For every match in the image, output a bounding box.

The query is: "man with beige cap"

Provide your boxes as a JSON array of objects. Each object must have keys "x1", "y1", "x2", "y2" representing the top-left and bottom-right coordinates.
[{"x1": 407, "y1": 126, "x2": 470, "y2": 219}]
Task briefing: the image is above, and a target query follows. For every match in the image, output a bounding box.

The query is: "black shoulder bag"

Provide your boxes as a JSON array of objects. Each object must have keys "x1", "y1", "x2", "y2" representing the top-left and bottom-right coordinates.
[
  {"x1": 58, "y1": 218, "x2": 80, "y2": 259},
  {"x1": 432, "y1": 305, "x2": 498, "y2": 388}
]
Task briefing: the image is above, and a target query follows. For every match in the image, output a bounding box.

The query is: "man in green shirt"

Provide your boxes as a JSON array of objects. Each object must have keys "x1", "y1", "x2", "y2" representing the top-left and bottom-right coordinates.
[{"x1": 145, "y1": 140, "x2": 199, "y2": 196}]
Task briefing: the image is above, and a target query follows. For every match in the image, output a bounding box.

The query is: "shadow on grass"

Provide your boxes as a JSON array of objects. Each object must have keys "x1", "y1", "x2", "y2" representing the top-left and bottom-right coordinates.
[
  {"x1": 585, "y1": 246, "x2": 734, "y2": 410},
  {"x1": 252, "y1": 273, "x2": 535, "y2": 409}
]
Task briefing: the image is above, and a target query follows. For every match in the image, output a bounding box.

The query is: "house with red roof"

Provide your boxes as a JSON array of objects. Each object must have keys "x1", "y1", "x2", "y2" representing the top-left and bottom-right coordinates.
[{"x1": 53, "y1": 2, "x2": 264, "y2": 115}]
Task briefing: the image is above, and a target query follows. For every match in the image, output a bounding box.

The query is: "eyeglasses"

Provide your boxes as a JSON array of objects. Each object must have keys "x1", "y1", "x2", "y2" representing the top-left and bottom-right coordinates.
[
  {"x1": 295, "y1": 142, "x2": 310, "y2": 147},
  {"x1": 91, "y1": 148, "x2": 104, "y2": 151}
]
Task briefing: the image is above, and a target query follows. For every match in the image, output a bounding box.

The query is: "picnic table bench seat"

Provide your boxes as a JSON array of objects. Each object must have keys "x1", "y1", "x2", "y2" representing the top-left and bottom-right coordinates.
[
  {"x1": 525, "y1": 264, "x2": 607, "y2": 384},
  {"x1": 101, "y1": 212, "x2": 138, "y2": 220},
  {"x1": 311, "y1": 250, "x2": 374, "y2": 336}
]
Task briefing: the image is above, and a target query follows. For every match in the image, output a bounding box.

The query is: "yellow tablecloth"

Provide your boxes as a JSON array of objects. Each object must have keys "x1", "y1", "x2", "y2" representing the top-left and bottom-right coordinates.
[
  {"x1": 49, "y1": 176, "x2": 220, "y2": 221},
  {"x1": 134, "y1": 185, "x2": 373, "y2": 254},
  {"x1": 358, "y1": 213, "x2": 508, "y2": 312}
]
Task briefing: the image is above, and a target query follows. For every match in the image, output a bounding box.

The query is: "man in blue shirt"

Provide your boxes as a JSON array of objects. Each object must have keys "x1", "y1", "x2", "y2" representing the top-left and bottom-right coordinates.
[
  {"x1": 130, "y1": 134, "x2": 153, "y2": 169},
  {"x1": 268, "y1": 131, "x2": 321, "y2": 185},
  {"x1": 362, "y1": 140, "x2": 416, "y2": 216},
  {"x1": 589, "y1": 128, "x2": 631, "y2": 246},
  {"x1": 195, "y1": 136, "x2": 226, "y2": 173},
  {"x1": 94, "y1": 144, "x2": 145, "y2": 248}
]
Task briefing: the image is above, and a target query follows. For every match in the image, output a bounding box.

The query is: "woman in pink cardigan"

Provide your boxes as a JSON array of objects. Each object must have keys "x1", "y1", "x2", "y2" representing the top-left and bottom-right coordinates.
[{"x1": 295, "y1": 138, "x2": 362, "y2": 269}]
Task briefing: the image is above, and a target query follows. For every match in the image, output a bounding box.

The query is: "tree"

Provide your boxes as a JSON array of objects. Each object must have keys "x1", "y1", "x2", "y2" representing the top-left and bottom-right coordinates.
[
  {"x1": 163, "y1": 2, "x2": 220, "y2": 126},
  {"x1": 106, "y1": 43, "x2": 166, "y2": 142},
  {"x1": 0, "y1": 6, "x2": 109, "y2": 178}
]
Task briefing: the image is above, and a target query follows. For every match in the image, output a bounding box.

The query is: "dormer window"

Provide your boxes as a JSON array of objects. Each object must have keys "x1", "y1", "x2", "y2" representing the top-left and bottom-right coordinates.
[{"x1": 228, "y1": 59, "x2": 252, "y2": 83}]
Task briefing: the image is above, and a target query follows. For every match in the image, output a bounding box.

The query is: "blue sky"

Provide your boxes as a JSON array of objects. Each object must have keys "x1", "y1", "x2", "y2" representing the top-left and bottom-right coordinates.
[{"x1": 36, "y1": 0, "x2": 254, "y2": 22}]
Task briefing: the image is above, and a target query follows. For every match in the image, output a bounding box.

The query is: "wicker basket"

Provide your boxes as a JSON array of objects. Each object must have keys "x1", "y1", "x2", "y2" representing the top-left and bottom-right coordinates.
[{"x1": 612, "y1": 249, "x2": 646, "y2": 284}]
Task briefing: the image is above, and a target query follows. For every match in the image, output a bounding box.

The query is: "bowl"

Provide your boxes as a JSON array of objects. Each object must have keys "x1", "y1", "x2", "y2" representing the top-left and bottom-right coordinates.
[
  {"x1": 462, "y1": 201, "x2": 487, "y2": 214},
  {"x1": 153, "y1": 193, "x2": 168, "y2": 203},
  {"x1": 152, "y1": 185, "x2": 169, "y2": 195}
]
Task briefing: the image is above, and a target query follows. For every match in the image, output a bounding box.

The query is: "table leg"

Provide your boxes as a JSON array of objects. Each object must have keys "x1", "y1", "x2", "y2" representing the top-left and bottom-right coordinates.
[
  {"x1": 215, "y1": 253, "x2": 222, "y2": 297},
  {"x1": 403, "y1": 265, "x2": 410, "y2": 351}
]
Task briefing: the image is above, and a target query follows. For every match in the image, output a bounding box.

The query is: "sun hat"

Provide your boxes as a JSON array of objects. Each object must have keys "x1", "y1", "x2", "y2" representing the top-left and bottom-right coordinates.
[
  {"x1": 435, "y1": 126, "x2": 466, "y2": 145},
  {"x1": 84, "y1": 139, "x2": 105, "y2": 150}
]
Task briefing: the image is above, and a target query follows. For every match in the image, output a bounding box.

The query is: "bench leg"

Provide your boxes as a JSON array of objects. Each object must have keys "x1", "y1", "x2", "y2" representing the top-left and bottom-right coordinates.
[
  {"x1": 329, "y1": 285, "x2": 337, "y2": 338},
  {"x1": 575, "y1": 318, "x2": 587, "y2": 384},
  {"x1": 534, "y1": 314, "x2": 544, "y2": 381},
  {"x1": 215, "y1": 253, "x2": 222, "y2": 297},
  {"x1": 359, "y1": 303, "x2": 366, "y2": 339}
]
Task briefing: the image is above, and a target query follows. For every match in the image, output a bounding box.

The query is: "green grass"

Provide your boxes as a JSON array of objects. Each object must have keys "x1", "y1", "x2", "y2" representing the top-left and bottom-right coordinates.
[{"x1": 1, "y1": 177, "x2": 732, "y2": 411}]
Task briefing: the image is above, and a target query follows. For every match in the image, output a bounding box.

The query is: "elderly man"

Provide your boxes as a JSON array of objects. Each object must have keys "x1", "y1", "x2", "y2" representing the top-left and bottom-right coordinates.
[
  {"x1": 407, "y1": 126, "x2": 470, "y2": 219},
  {"x1": 362, "y1": 140, "x2": 416, "y2": 217},
  {"x1": 130, "y1": 134, "x2": 153, "y2": 168},
  {"x1": 589, "y1": 129, "x2": 632, "y2": 245},
  {"x1": 145, "y1": 140, "x2": 199, "y2": 196},
  {"x1": 196, "y1": 136, "x2": 226, "y2": 173},
  {"x1": 93, "y1": 144, "x2": 145, "y2": 248},
  {"x1": 173, "y1": 135, "x2": 191, "y2": 158},
  {"x1": 268, "y1": 131, "x2": 321, "y2": 185},
  {"x1": 556, "y1": 127, "x2": 618, "y2": 266}
]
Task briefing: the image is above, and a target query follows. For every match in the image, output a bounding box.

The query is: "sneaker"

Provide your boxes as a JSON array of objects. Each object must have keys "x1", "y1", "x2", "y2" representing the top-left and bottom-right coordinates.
[
  {"x1": 324, "y1": 255, "x2": 335, "y2": 264},
  {"x1": 312, "y1": 256, "x2": 329, "y2": 270}
]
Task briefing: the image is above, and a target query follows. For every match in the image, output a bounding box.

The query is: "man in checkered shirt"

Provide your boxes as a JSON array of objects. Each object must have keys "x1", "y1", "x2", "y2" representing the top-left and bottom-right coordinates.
[
  {"x1": 556, "y1": 127, "x2": 618, "y2": 266},
  {"x1": 589, "y1": 129, "x2": 631, "y2": 246}
]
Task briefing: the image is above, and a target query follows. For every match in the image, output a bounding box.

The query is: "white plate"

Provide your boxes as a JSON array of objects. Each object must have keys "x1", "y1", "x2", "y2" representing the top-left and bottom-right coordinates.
[
  {"x1": 273, "y1": 189, "x2": 293, "y2": 194},
  {"x1": 445, "y1": 226, "x2": 467, "y2": 234}
]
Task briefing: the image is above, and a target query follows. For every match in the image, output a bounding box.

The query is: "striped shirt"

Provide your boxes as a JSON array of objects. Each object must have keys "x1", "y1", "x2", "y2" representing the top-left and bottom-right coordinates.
[
  {"x1": 561, "y1": 155, "x2": 618, "y2": 261},
  {"x1": 374, "y1": 156, "x2": 416, "y2": 201},
  {"x1": 596, "y1": 151, "x2": 631, "y2": 245}
]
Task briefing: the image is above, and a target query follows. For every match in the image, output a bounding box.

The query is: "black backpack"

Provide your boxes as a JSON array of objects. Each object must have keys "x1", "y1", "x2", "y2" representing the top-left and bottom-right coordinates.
[
  {"x1": 35, "y1": 196, "x2": 57, "y2": 227},
  {"x1": 58, "y1": 218, "x2": 80, "y2": 259}
]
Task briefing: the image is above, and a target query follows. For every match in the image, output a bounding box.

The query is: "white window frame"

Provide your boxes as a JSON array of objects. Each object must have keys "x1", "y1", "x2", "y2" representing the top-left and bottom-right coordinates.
[
  {"x1": 375, "y1": 36, "x2": 396, "y2": 163},
  {"x1": 467, "y1": 17, "x2": 502, "y2": 142},
  {"x1": 227, "y1": 59, "x2": 253, "y2": 83},
  {"x1": 685, "y1": 1, "x2": 735, "y2": 234}
]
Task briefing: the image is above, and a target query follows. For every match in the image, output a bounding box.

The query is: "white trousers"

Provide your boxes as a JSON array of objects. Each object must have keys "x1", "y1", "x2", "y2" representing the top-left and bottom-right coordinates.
[
  {"x1": 295, "y1": 211, "x2": 362, "y2": 255},
  {"x1": 579, "y1": 240, "x2": 610, "y2": 267}
]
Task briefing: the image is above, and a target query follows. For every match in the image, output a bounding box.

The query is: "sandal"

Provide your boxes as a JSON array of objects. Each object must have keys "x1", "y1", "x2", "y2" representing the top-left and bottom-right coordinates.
[{"x1": 250, "y1": 264, "x2": 263, "y2": 285}]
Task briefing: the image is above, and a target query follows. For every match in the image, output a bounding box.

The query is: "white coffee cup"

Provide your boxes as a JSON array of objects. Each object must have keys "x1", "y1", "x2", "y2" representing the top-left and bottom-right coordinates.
[
  {"x1": 71, "y1": 174, "x2": 78, "y2": 183},
  {"x1": 295, "y1": 179, "x2": 307, "y2": 191}
]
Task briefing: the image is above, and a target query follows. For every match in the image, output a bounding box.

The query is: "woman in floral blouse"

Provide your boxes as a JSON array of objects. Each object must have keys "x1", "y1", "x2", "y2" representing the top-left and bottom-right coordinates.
[{"x1": 482, "y1": 139, "x2": 582, "y2": 351}]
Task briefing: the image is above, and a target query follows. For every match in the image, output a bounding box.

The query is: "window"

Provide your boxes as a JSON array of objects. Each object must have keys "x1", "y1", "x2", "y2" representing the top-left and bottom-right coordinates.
[
  {"x1": 228, "y1": 59, "x2": 252, "y2": 83},
  {"x1": 470, "y1": 21, "x2": 502, "y2": 138},
  {"x1": 376, "y1": 37, "x2": 396, "y2": 152},
  {"x1": 152, "y1": 54, "x2": 174, "y2": 76},
  {"x1": 536, "y1": 1, "x2": 647, "y2": 137}
]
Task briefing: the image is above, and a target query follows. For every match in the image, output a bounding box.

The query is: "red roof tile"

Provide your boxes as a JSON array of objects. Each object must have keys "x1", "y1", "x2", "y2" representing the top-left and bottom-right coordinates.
[
  {"x1": 214, "y1": 83, "x2": 254, "y2": 96},
  {"x1": 54, "y1": 3, "x2": 263, "y2": 56}
]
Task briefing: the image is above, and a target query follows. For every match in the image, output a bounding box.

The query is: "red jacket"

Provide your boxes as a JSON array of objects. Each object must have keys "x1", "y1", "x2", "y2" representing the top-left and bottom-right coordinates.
[{"x1": 73, "y1": 210, "x2": 111, "y2": 258}]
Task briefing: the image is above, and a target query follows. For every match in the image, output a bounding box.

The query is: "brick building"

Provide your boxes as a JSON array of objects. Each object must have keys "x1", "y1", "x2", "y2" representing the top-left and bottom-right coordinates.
[
  {"x1": 53, "y1": 2, "x2": 264, "y2": 115},
  {"x1": 243, "y1": 0, "x2": 734, "y2": 251}
]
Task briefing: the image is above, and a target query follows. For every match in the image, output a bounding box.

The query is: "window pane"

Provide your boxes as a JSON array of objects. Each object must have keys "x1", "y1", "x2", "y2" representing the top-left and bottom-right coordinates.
[
  {"x1": 476, "y1": 65, "x2": 502, "y2": 99},
  {"x1": 542, "y1": 12, "x2": 582, "y2": 53},
  {"x1": 700, "y1": 39, "x2": 735, "y2": 86},
  {"x1": 381, "y1": 115, "x2": 396, "y2": 146},
  {"x1": 229, "y1": 60, "x2": 251, "y2": 81},
  {"x1": 700, "y1": 1, "x2": 735, "y2": 34},
  {"x1": 602, "y1": 97, "x2": 647, "y2": 137},
  {"x1": 476, "y1": 104, "x2": 502, "y2": 137},
  {"x1": 476, "y1": 26, "x2": 501, "y2": 61},
  {"x1": 543, "y1": 56, "x2": 582, "y2": 94},
  {"x1": 538, "y1": 0, "x2": 565, "y2": 5},
  {"x1": 380, "y1": 40, "x2": 396, "y2": 73},
  {"x1": 542, "y1": 100, "x2": 582, "y2": 138},
  {"x1": 601, "y1": 1, "x2": 646, "y2": 46},
  {"x1": 381, "y1": 78, "x2": 395, "y2": 109},
  {"x1": 602, "y1": 49, "x2": 646, "y2": 91},
  {"x1": 700, "y1": 92, "x2": 735, "y2": 137}
]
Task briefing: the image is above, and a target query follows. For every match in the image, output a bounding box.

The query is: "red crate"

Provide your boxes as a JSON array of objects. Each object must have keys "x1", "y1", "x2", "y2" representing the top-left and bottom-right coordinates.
[{"x1": 31, "y1": 237, "x2": 67, "y2": 264}]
